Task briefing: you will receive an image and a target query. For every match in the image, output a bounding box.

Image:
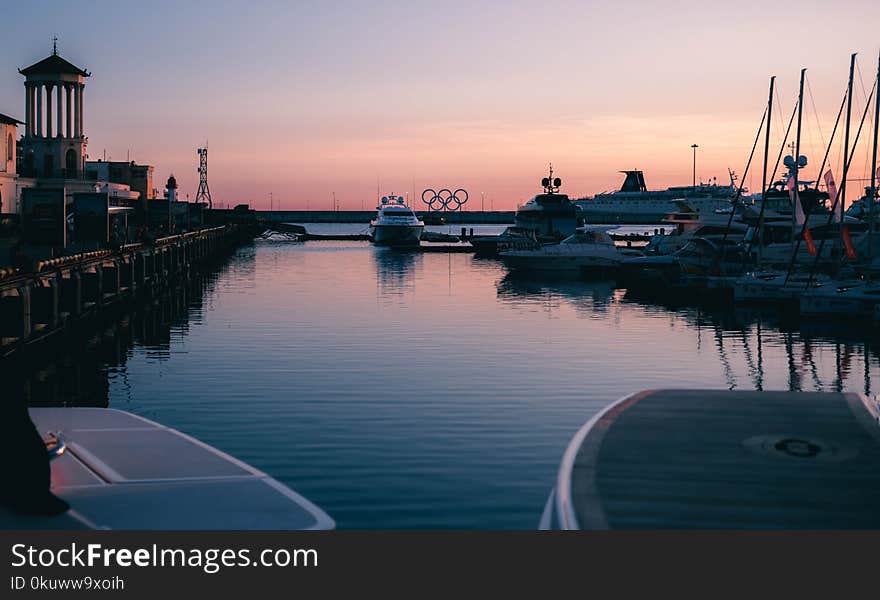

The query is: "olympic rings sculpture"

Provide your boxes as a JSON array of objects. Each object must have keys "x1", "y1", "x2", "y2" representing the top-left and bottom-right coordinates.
[{"x1": 421, "y1": 188, "x2": 469, "y2": 212}]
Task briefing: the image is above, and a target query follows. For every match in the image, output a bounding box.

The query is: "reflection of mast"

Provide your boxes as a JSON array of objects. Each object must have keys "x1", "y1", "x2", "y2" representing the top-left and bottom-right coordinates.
[
  {"x1": 801, "y1": 338, "x2": 823, "y2": 391},
  {"x1": 835, "y1": 342, "x2": 843, "y2": 392},
  {"x1": 785, "y1": 332, "x2": 801, "y2": 392},
  {"x1": 712, "y1": 325, "x2": 736, "y2": 389}
]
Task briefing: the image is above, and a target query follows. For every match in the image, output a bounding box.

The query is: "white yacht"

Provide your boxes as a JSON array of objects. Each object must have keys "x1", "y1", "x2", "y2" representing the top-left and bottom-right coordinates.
[
  {"x1": 799, "y1": 279, "x2": 880, "y2": 318},
  {"x1": 0, "y1": 408, "x2": 334, "y2": 530},
  {"x1": 734, "y1": 270, "x2": 829, "y2": 304},
  {"x1": 644, "y1": 207, "x2": 748, "y2": 255},
  {"x1": 370, "y1": 195, "x2": 424, "y2": 246},
  {"x1": 500, "y1": 227, "x2": 642, "y2": 276}
]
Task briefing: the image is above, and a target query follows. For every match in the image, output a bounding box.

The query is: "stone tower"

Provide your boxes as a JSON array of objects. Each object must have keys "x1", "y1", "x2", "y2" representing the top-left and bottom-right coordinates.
[{"x1": 18, "y1": 43, "x2": 90, "y2": 179}]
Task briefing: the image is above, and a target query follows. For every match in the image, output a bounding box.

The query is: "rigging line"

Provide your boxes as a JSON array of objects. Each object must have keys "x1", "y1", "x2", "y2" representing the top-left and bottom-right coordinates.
[
  {"x1": 786, "y1": 89, "x2": 848, "y2": 282},
  {"x1": 806, "y1": 79, "x2": 876, "y2": 285},
  {"x1": 806, "y1": 75, "x2": 827, "y2": 151},
  {"x1": 744, "y1": 98, "x2": 798, "y2": 270},
  {"x1": 853, "y1": 57, "x2": 877, "y2": 184},
  {"x1": 721, "y1": 105, "x2": 766, "y2": 249}
]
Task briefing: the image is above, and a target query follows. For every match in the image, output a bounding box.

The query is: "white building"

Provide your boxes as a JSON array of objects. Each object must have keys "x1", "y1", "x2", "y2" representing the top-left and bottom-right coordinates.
[{"x1": 0, "y1": 112, "x2": 22, "y2": 214}]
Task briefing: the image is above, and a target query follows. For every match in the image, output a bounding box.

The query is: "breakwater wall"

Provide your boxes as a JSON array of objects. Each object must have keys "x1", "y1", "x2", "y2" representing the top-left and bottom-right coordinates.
[
  {"x1": 254, "y1": 210, "x2": 516, "y2": 224},
  {"x1": 0, "y1": 225, "x2": 251, "y2": 359}
]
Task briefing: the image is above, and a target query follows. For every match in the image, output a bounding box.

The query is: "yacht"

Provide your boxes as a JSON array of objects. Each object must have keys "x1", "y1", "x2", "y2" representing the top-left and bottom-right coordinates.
[
  {"x1": 0, "y1": 408, "x2": 334, "y2": 529},
  {"x1": 540, "y1": 388, "x2": 880, "y2": 529},
  {"x1": 513, "y1": 166, "x2": 584, "y2": 239},
  {"x1": 370, "y1": 195, "x2": 424, "y2": 246},
  {"x1": 618, "y1": 237, "x2": 727, "y2": 288},
  {"x1": 573, "y1": 170, "x2": 737, "y2": 224},
  {"x1": 469, "y1": 226, "x2": 538, "y2": 257},
  {"x1": 499, "y1": 227, "x2": 643, "y2": 276},
  {"x1": 734, "y1": 270, "x2": 830, "y2": 304},
  {"x1": 738, "y1": 215, "x2": 866, "y2": 268},
  {"x1": 644, "y1": 206, "x2": 748, "y2": 255},
  {"x1": 799, "y1": 279, "x2": 880, "y2": 318}
]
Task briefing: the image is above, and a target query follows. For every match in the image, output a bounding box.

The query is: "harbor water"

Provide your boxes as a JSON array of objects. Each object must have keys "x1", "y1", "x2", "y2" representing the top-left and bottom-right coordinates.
[{"x1": 11, "y1": 224, "x2": 880, "y2": 528}]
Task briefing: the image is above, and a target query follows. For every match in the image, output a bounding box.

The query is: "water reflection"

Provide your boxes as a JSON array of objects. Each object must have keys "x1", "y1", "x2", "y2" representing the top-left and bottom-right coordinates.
[
  {"x1": 372, "y1": 247, "x2": 420, "y2": 298},
  {"x1": 496, "y1": 273, "x2": 616, "y2": 315},
  {"x1": 492, "y1": 270, "x2": 880, "y2": 397},
  {"x1": 3, "y1": 259, "x2": 242, "y2": 408},
  {"x1": 6, "y1": 235, "x2": 880, "y2": 528}
]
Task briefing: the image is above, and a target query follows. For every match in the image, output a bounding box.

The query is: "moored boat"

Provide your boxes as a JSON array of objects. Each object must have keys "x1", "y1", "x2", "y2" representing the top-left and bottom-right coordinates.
[
  {"x1": 370, "y1": 195, "x2": 424, "y2": 246},
  {"x1": 0, "y1": 408, "x2": 335, "y2": 530},
  {"x1": 499, "y1": 226, "x2": 642, "y2": 276}
]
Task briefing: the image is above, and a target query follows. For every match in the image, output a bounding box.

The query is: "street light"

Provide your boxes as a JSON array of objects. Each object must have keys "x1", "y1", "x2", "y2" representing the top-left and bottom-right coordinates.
[
  {"x1": 691, "y1": 144, "x2": 699, "y2": 187},
  {"x1": 481, "y1": 192, "x2": 485, "y2": 212}
]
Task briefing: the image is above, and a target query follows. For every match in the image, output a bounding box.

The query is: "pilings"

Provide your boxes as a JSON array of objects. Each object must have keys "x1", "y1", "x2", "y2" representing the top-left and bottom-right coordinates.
[{"x1": 0, "y1": 225, "x2": 248, "y2": 358}]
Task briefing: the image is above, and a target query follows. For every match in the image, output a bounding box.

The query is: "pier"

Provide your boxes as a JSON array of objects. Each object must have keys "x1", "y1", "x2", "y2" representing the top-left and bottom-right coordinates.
[{"x1": 0, "y1": 224, "x2": 252, "y2": 359}]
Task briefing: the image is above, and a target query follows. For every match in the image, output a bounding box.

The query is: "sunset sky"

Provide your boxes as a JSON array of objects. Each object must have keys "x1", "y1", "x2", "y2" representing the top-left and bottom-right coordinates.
[{"x1": 2, "y1": 0, "x2": 879, "y2": 210}]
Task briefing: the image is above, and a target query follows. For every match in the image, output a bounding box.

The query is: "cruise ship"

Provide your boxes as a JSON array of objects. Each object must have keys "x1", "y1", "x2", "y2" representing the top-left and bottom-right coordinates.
[{"x1": 574, "y1": 170, "x2": 737, "y2": 224}]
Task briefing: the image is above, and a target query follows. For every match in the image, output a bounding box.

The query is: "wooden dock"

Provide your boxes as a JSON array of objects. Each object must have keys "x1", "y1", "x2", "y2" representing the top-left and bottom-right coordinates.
[{"x1": 556, "y1": 389, "x2": 880, "y2": 529}]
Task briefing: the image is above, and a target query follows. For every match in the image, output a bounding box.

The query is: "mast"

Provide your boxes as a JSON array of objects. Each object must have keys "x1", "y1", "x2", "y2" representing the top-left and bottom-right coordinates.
[
  {"x1": 791, "y1": 68, "x2": 806, "y2": 266},
  {"x1": 755, "y1": 76, "x2": 776, "y2": 267},
  {"x1": 720, "y1": 106, "x2": 766, "y2": 249},
  {"x1": 869, "y1": 50, "x2": 880, "y2": 281},
  {"x1": 840, "y1": 53, "x2": 856, "y2": 267}
]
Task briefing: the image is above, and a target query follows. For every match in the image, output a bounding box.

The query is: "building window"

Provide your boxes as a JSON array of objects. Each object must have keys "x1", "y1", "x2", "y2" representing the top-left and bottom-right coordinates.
[{"x1": 6, "y1": 134, "x2": 12, "y2": 162}]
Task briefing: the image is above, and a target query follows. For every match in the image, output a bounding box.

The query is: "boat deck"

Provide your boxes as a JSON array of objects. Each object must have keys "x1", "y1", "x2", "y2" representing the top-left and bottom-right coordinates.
[
  {"x1": 558, "y1": 389, "x2": 880, "y2": 529},
  {"x1": 0, "y1": 408, "x2": 334, "y2": 530}
]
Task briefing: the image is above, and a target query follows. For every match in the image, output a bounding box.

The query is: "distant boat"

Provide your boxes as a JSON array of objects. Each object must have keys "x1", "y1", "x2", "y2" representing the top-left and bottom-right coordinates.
[
  {"x1": 574, "y1": 170, "x2": 736, "y2": 224},
  {"x1": 370, "y1": 195, "x2": 424, "y2": 246},
  {"x1": 513, "y1": 165, "x2": 583, "y2": 239},
  {"x1": 500, "y1": 226, "x2": 642, "y2": 276},
  {"x1": 643, "y1": 205, "x2": 749, "y2": 255},
  {"x1": 469, "y1": 225, "x2": 538, "y2": 257}
]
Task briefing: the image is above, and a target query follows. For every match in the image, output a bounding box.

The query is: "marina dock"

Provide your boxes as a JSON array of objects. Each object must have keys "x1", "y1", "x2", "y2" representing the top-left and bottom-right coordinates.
[{"x1": 0, "y1": 224, "x2": 253, "y2": 359}]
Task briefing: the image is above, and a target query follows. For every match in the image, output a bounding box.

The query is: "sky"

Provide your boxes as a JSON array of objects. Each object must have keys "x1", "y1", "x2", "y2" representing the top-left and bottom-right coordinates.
[{"x1": 1, "y1": 0, "x2": 879, "y2": 210}]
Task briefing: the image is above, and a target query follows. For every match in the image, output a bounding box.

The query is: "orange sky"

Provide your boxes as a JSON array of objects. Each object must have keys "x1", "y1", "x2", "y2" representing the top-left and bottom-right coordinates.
[{"x1": 3, "y1": 1, "x2": 880, "y2": 210}]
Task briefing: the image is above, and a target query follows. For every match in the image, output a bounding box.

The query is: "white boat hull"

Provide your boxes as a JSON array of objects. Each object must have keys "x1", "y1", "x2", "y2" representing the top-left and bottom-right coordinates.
[
  {"x1": 370, "y1": 223, "x2": 424, "y2": 246},
  {"x1": 501, "y1": 254, "x2": 620, "y2": 274},
  {"x1": 0, "y1": 408, "x2": 335, "y2": 530}
]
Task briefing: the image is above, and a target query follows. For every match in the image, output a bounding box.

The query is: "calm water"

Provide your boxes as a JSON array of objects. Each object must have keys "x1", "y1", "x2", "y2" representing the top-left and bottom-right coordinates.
[{"x1": 12, "y1": 223, "x2": 880, "y2": 528}]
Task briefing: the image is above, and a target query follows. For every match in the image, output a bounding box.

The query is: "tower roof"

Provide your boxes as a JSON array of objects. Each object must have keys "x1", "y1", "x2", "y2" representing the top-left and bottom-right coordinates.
[
  {"x1": 19, "y1": 53, "x2": 90, "y2": 77},
  {"x1": 0, "y1": 112, "x2": 23, "y2": 125}
]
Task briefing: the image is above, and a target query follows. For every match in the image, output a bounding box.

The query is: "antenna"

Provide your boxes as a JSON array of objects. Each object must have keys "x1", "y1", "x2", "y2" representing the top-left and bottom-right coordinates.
[
  {"x1": 52, "y1": 36, "x2": 58, "y2": 55},
  {"x1": 195, "y1": 146, "x2": 212, "y2": 208}
]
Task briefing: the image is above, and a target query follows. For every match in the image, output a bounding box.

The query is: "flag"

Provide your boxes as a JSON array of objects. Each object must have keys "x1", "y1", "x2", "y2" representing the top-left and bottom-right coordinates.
[
  {"x1": 825, "y1": 171, "x2": 843, "y2": 222},
  {"x1": 824, "y1": 170, "x2": 854, "y2": 259},
  {"x1": 787, "y1": 176, "x2": 806, "y2": 225},
  {"x1": 842, "y1": 225, "x2": 856, "y2": 260},
  {"x1": 790, "y1": 176, "x2": 817, "y2": 255}
]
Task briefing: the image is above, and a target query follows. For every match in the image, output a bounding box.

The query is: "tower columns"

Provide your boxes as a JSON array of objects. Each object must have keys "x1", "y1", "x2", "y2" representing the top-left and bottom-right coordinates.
[
  {"x1": 45, "y1": 83, "x2": 53, "y2": 138},
  {"x1": 66, "y1": 84, "x2": 73, "y2": 138},
  {"x1": 24, "y1": 84, "x2": 31, "y2": 138},
  {"x1": 35, "y1": 84, "x2": 42, "y2": 138},
  {"x1": 56, "y1": 83, "x2": 63, "y2": 138},
  {"x1": 75, "y1": 83, "x2": 83, "y2": 138}
]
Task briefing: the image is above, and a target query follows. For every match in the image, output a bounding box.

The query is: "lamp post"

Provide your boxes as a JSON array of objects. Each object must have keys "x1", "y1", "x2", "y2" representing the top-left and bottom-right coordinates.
[
  {"x1": 691, "y1": 144, "x2": 699, "y2": 187},
  {"x1": 481, "y1": 192, "x2": 485, "y2": 212}
]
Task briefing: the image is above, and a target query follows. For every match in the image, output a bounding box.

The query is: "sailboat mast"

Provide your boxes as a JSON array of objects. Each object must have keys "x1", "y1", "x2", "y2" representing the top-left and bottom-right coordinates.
[
  {"x1": 869, "y1": 50, "x2": 880, "y2": 280},
  {"x1": 792, "y1": 68, "x2": 806, "y2": 264},
  {"x1": 756, "y1": 76, "x2": 776, "y2": 267},
  {"x1": 840, "y1": 53, "x2": 856, "y2": 265}
]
